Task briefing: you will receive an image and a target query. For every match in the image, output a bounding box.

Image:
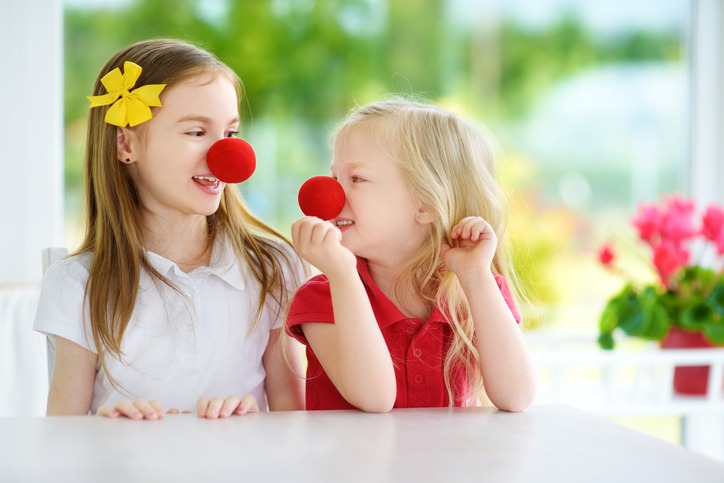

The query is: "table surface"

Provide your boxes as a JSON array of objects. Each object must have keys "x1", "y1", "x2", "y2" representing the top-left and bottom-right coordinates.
[{"x1": 1, "y1": 405, "x2": 723, "y2": 483}]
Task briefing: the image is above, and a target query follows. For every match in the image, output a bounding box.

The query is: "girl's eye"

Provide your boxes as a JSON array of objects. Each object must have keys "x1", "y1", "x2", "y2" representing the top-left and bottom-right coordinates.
[
  {"x1": 187, "y1": 130, "x2": 204, "y2": 137},
  {"x1": 351, "y1": 175, "x2": 364, "y2": 183},
  {"x1": 225, "y1": 131, "x2": 239, "y2": 138}
]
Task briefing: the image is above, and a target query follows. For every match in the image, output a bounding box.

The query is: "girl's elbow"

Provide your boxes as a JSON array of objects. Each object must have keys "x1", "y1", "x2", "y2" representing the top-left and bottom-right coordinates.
[
  {"x1": 496, "y1": 396, "x2": 533, "y2": 413},
  {"x1": 491, "y1": 382, "x2": 537, "y2": 413},
  {"x1": 362, "y1": 396, "x2": 395, "y2": 413},
  {"x1": 348, "y1": 389, "x2": 396, "y2": 413}
]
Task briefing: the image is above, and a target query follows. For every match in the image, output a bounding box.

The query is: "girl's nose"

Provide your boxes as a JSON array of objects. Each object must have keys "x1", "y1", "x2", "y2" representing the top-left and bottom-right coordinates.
[
  {"x1": 298, "y1": 176, "x2": 345, "y2": 220},
  {"x1": 207, "y1": 138, "x2": 256, "y2": 183}
]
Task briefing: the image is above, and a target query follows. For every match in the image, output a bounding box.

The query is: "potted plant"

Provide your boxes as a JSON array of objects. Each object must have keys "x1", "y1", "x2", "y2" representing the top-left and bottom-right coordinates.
[{"x1": 596, "y1": 195, "x2": 724, "y2": 395}]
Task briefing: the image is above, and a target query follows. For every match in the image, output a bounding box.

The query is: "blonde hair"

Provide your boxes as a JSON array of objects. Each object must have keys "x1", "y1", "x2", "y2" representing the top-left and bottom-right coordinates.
[
  {"x1": 78, "y1": 38, "x2": 301, "y2": 387},
  {"x1": 333, "y1": 96, "x2": 521, "y2": 405}
]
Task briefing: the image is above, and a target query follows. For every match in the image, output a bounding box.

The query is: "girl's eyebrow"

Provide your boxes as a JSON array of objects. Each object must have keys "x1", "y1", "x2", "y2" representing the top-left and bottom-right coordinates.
[
  {"x1": 331, "y1": 160, "x2": 368, "y2": 173},
  {"x1": 176, "y1": 115, "x2": 240, "y2": 125}
]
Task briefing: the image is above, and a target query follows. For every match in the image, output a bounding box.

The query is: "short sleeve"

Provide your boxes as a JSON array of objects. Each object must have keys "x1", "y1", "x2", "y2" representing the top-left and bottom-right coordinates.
[
  {"x1": 256, "y1": 241, "x2": 311, "y2": 331},
  {"x1": 33, "y1": 254, "x2": 96, "y2": 352},
  {"x1": 285, "y1": 274, "x2": 336, "y2": 344},
  {"x1": 493, "y1": 273, "x2": 521, "y2": 324}
]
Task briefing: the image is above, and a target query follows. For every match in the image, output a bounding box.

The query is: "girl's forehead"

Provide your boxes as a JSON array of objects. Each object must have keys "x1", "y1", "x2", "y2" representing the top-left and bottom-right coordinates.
[
  {"x1": 331, "y1": 126, "x2": 401, "y2": 174},
  {"x1": 165, "y1": 73, "x2": 232, "y2": 95}
]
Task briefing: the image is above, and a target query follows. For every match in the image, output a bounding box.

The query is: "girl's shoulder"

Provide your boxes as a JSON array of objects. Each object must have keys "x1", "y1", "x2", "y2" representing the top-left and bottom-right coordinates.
[
  {"x1": 42, "y1": 251, "x2": 93, "y2": 284},
  {"x1": 259, "y1": 237, "x2": 310, "y2": 282}
]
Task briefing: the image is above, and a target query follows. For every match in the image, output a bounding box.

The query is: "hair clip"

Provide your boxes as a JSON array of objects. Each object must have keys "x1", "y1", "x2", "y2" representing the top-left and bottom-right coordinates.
[{"x1": 87, "y1": 61, "x2": 166, "y2": 127}]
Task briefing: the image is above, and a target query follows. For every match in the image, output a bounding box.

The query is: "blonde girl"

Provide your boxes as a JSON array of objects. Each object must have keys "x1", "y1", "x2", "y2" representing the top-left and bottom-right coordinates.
[{"x1": 286, "y1": 97, "x2": 535, "y2": 412}]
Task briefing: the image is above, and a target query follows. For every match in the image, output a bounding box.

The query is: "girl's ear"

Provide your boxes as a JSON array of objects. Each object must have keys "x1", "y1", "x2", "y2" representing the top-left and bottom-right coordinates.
[
  {"x1": 415, "y1": 210, "x2": 435, "y2": 225},
  {"x1": 117, "y1": 127, "x2": 137, "y2": 164}
]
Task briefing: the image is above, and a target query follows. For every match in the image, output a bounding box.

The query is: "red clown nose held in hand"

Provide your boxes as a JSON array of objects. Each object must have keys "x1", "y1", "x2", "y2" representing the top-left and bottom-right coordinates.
[
  {"x1": 298, "y1": 176, "x2": 346, "y2": 220},
  {"x1": 207, "y1": 138, "x2": 256, "y2": 184}
]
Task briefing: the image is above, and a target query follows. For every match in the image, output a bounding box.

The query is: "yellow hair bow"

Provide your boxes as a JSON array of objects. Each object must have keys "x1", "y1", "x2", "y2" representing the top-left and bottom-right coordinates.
[{"x1": 87, "y1": 61, "x2": 166, "y2": 127}]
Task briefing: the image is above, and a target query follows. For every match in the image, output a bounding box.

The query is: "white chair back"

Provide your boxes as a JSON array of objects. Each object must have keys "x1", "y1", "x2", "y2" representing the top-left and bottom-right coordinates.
[{"x1": 41, "y1": 247, "x2": 68, "y2": 380}]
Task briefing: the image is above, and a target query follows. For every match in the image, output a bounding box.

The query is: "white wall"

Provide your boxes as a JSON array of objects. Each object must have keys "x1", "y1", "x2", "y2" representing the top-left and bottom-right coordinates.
[
  {"x1": 690, "y1": 0, "x2": 724, "y2": 205},
  {"x1": 0, "y1": 0, "x2": 64, "y2": 285}
]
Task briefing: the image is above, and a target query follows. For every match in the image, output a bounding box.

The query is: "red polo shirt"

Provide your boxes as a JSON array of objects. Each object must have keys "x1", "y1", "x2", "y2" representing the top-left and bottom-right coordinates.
[{"x1": 286, "y1": 258, "x2": 520, "y2": 410}]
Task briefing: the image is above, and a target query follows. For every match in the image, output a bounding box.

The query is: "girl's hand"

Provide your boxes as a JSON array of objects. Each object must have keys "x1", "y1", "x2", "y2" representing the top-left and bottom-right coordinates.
[
  {"x1": 441, "y1": 216, "x2": 497, "y2": 280},
  {"x1": 96, "y1": 399, "x2": 165, "y2": 420},
  {"x1": 196, "y1": 395, "x2": 259, "y2": 419},
  {"x1": 291, "y1": 216, "x2": 357, "y2": 278}
]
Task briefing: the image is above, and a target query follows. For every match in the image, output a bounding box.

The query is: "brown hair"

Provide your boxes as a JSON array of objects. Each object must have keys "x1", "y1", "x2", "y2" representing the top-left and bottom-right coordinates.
[{"x1": 78, "y1": 38, "x2": 302, "y2": 388}]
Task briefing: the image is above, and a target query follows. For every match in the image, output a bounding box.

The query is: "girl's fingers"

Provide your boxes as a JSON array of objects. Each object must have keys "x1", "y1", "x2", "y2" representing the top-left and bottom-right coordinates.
[
  {"x1": 115, "y1": 400, "x2": 144, "y2": 420},
  {"x1": 204, "y1": 396, "x2": 225, "y2": 419},
  {"x1": 234, "y1": 395, "x2": 260, "y2": 415},
  {"x1": 149, "y1": 400, "x2": 165, "y2": 419},
  {"x1": 131, "y1": 399, "x2": 161, "y2": 420},
  {"x1": 451, "y1": 217, "x2": 489, "y2": 241},
  {"x1": 97, "y1": 400, "x2": 162, "y2": 420},
  {"x1": 219, "y1": 396, "x2": 242, "y2": 418},
  {"x1": 196, "y1": 397, "x2": 210, "y2": 417},
  {"x1": 196, "y1": 395, "x2": 259, "y2": 418},
  {"x1": 96, "y1": 405, "x2": 120, "y2": 418}
]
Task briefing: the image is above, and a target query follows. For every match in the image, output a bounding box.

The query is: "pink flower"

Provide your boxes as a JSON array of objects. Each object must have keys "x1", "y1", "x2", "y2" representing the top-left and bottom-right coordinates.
[
  {"x1": 717, "y1": 232, "x2": 724, "y2": 256},
  {"x1": 632, "y1": 203, "x2": 662, "y2": 244},
  {"x1": 598, "y1": 243, "x2": 615, "y2": 266},
  {"x1": 603, "y1": 196, "x2": 723, "y2": 290},
  {"x1": 660, "y1": 196, "x2": 698, "y2": 243},
  {"x1": 652, "y1": 241, "x2": 690, "y2": 287},
  {"x1": 702, "y1": 205, "x2": 724, "y2": 242}
]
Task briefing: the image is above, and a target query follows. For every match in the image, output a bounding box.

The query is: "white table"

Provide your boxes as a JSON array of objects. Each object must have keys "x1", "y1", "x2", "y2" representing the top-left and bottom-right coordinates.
[{"x1": 1, "y1": 405, "x2": 723, "y2": 482}]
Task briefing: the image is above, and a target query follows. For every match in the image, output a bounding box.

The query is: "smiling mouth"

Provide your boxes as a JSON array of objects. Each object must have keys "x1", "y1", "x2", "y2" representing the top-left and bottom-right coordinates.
[
  {"x1": 335, "y1": 220, "x2": 354, "y2": 227},
  {"x1": 193, "y1": 175, "x2": 220, "y2": 189}
]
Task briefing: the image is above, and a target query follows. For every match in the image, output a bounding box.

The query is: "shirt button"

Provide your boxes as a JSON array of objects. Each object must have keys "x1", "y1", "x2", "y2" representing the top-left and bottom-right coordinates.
[
  {"x1": 413, "y1": 348, "x2": 422, "y2": 358},
  {"x1": 414, "y1": 374, "x2": 424, "y2": 384}
]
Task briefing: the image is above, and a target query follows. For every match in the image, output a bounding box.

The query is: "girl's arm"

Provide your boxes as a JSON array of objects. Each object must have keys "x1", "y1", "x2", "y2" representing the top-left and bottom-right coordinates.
[
  {"x1": 46, "y1": 336, "x2": 97, "y2": 415},
  {"x1": 462, "y1": 272, "x2": 536, "y2": 412},
  {"x1": 442, "y1": 217, "x2": 536, "y2": 412},
  {"x1": 292, "y1": 217, "x2": 396, "y2": 412},
  {"x1": 51, "y1": 337, "x2": 168, "y2": 420},
  {"x1": 263, "y1": 328, "x2": 305, "y2": 410}
]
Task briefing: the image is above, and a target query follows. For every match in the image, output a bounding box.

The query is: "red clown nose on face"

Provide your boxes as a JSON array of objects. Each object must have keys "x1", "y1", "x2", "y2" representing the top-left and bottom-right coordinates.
[
  {"x1": 298, "y1": 176, "x2": 346, "y2": 221},
  {"x1": 207, "y1": 138, "x2": 256, "y2": 184}
]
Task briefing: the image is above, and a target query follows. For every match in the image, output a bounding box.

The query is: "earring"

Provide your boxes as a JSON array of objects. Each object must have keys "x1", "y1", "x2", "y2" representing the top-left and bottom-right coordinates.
[{"x1": 416, "y1": 214, "x2": 424, "y2": 222}]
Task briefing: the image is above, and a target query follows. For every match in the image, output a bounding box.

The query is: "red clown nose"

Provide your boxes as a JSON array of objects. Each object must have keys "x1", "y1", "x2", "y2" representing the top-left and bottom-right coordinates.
[
  {"x1": 298, "y1": 176, "x2": 346, "y2": 220},
  {"x1": 207, "y1": 138, "x2": 256, "y2": 184}
]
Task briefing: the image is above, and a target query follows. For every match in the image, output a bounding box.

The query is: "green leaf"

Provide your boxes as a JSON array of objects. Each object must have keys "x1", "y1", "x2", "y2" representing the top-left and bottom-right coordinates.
[
  {"x1": 646, "y1": 303, "x2": 669, "y2": 340},
  {"x1": 704, "y1": 323, "x2": 724, "y2": 345},
  {"x1": 680, "y1": 302, "x2": 714, "y2": 330},
  {"x1": 598, "y1": 294, "x2": 625, "y2": 334},
  {"x1": 598, "y1": 332, "x2": 614, "y2": 350},
  {"x1": 620, "y1": 310, "x2": 645, "y2": 336},
  {"x1": 708, "y1": 283, "x2": 724, "y2": 315}
]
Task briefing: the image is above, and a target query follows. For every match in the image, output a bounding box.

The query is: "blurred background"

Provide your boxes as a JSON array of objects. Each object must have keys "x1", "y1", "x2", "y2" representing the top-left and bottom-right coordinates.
[
  {"x1": 59, "y1": 0, "x2": 691, "y2": 333},
  {"x1": 3, "y1": 0, "x2": 724, "y2": 458}
]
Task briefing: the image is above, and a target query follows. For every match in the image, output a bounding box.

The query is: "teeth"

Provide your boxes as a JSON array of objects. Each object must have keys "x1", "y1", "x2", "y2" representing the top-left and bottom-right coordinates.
[
  {"x1": 193, "y1": 176, "x2": 218, "y2": 182},
  {"x1": 336, "y1": 220, "x2": 353, "y2": 226}
]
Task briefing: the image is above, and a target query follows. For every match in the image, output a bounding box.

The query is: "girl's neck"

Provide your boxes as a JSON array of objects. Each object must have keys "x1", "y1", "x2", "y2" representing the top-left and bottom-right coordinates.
[
  {"x1": 367, "y1": 259, "x2": 429, "y2": 320},
  {"x1": 143, "y1": 214, "x2": 212, "y2": 272}
]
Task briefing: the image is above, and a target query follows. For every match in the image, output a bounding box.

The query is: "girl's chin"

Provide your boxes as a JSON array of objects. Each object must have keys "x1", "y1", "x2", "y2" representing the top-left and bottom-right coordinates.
[{"x1": 196, "y1": 202, "x2": 222, "y2": 217}]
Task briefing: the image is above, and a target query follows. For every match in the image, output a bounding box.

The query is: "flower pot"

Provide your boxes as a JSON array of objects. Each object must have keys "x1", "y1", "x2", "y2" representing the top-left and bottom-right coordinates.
[{"x1": 660, "y1": 327, "x2": 721, "y2": 395}]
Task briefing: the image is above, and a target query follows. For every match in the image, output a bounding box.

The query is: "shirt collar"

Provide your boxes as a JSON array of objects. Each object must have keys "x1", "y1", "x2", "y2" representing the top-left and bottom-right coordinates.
[
  {"x1": 356, "y1": 257, "x2": 447, "y2": 328},
  {"x1": 141, "y1": 236, "x2": 246, "y2": 292},
  {"x1": 206, "y1": 235, "x2": 246, "y2": 291}
]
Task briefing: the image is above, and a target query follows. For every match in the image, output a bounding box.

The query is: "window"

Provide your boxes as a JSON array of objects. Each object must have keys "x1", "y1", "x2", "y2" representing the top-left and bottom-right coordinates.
[{"x1": 62, "y1": 0, "x2": 691, "y2": 333}]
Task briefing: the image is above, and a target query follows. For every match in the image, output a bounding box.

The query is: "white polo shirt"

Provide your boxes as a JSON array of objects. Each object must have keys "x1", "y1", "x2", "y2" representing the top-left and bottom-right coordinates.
[{"x1": 34, "y1": 237, "x2": 303, "y2": 413}]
